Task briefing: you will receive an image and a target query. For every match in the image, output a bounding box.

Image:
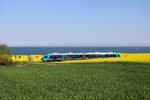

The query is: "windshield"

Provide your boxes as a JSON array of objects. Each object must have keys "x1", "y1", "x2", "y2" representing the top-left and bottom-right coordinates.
[{"x1": 44, "y1": 56, "x2": 47, "y2": 58}]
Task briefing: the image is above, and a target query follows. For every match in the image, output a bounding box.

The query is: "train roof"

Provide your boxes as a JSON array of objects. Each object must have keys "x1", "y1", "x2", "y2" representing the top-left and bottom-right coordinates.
[{"x1": 45, "y1": 52, "x2": 119, "y2": 56}]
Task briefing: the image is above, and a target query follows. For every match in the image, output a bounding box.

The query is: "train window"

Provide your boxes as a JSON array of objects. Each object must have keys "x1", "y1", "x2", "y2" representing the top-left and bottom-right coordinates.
[
  {"x1": 49, "y1": 56, "x2": 53, "y2": 59},
  {"x1": 70, "y1": 55, "x2": 78, "y2": 58},
  {"x1": 113, "y1": 54, "x2": 116, "y2": 57},
  {"x1": 52, "y1": 55, "x2": 57, "y2": 59},
  {"x1": 105, "y1": 54, "x2": 116, "y2": 58},
  {"x1": 65, "y1": 55, "x2": 69, "y2": 59},
  {"x1": 85, "y1": 55, "x2": 89, "y2": 58},
  {"x1": 89, "y1": 55, "x2": 95, "y2": 58},
  {"x1": 56, "y1": 55, "x2": 61, "y2": 59},
  {"x1": 67, "y1": 55, "x2": 83, "y2": 59},
  {"x1": 111, "y1": 54, "x2": 116, "y2": 57},
  {"x1": 95, "y1": 55, "x2": 102, "y2": 58},
  {"x1": 66, "y1": 55, "x2": 71, "y2": 59},
  {"x1": 87, "y1": 55, "x2": 97, "y2": 58},
  {"x1": 85, "y1": 55, "x2": 102, "y2": 58},
  {"x1": 50, "y1": 55, "x2": 61, "y2": 59},
  {"x1": 105, "y1": 55, "x2": 108, "y2": 57},
  {"x1": 78, "y1": 55, "x2": 83, "y2": 58}
]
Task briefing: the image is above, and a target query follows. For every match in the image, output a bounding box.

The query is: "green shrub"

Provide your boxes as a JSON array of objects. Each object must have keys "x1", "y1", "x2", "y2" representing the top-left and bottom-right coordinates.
[
  {"x1": 0, "y1": 44, "x2": 13, "y2": 66},
  {"x1": 0, "y1": 55, "x2": 13, "y2": 65}
]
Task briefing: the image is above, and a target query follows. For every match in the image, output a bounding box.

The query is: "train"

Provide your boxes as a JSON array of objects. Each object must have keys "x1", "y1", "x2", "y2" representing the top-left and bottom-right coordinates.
[{"x1": 42, "y1": 52, "x2": 120, "y2": 62}]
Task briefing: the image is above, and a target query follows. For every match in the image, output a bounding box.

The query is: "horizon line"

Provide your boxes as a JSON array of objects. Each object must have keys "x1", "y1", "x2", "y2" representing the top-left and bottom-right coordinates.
[{"x1": 8, "y1": 46, "x2": 150, "y2": 47}]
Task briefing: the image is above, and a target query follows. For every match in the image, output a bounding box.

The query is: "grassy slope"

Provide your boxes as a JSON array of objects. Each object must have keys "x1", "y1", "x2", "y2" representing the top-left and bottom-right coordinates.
[{"x1": 0, "y1": 63, "x2": 150, "y2": 100}]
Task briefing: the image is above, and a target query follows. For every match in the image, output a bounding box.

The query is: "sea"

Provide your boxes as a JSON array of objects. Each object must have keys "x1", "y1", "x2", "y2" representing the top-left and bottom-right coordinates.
[{"x1": 9, "y1": 47, "x2": 150, "y2": 55}]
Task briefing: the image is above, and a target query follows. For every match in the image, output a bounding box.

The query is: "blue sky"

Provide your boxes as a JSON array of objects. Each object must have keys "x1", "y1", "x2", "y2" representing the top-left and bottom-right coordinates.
[{"x1": 0, "y1": 0, "x2": 150, "y2": 46}]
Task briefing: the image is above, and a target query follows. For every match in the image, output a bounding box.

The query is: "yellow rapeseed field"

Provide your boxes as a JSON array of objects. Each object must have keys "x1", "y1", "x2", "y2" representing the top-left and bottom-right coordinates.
[{"x1": 11, "y1": 53, "x2": 150, "y2": 63}]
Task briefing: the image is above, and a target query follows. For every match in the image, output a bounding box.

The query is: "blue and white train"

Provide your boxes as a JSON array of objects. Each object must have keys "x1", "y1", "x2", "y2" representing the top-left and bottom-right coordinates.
[{"x1": 42, "y1": 52, "x2": 120, "y2": 62}]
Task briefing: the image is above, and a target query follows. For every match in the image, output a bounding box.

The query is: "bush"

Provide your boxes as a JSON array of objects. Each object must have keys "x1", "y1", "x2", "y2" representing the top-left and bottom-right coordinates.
[
  {"x1": 0, "y1": 44, "x2": 13, "y2": 66},
  {"x1": 0, "y1": 55, "x2": 13, "y2": 65}
]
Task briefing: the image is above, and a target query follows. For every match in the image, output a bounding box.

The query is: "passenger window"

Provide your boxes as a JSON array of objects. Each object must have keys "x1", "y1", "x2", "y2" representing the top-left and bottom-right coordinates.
[
  {"x1": 88, "y1": 55, "x2": 97, "y2": 58},
  {"x1": 53, "y1": 56, "x2": 57, "y2": 59},
  {"x1": 49, "y1": 56, "x2": 52, "y2": 59},
  {"x1": 57, "y1": 55, "x2": 61, "y2": 59},
  {"x1": 105, "y1": 54, "x2": 116, "y2": 58},
  {"x1": 66, "y1": 55, "x2": 68, "y2": 59},
  {"x1": 85, "y1": 55, "x2": 89, "y2": 58},
  {"x1": 70, "y1": 55, "x2": 76, "y2": 58},
  {"x1": 79, "y1": 55, "x2": 83, "y2": 58}
]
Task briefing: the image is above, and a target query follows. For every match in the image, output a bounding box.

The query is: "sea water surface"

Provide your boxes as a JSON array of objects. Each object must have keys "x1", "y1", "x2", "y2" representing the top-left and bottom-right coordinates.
[{"x1": 9, "y1": 47, "x2": 150, "y2": 55}]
